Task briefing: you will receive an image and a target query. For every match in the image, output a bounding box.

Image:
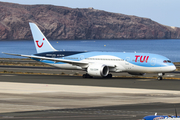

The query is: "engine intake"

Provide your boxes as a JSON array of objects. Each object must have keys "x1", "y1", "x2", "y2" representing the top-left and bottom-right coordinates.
[{"x1": 87, "y1": 64, "x2": 109, "y2": 77}]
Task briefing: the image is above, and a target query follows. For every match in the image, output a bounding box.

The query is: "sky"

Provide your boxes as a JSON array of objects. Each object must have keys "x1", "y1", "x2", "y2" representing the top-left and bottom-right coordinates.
[{"x1": 1, "y1": 0, "x2": 180, "y2": 27}]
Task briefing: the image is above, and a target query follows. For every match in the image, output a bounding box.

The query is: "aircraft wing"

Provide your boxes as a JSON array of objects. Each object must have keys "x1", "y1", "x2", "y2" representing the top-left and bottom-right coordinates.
[{"x1": 2, "y1": 52, "x2": 116, "y2": 68}]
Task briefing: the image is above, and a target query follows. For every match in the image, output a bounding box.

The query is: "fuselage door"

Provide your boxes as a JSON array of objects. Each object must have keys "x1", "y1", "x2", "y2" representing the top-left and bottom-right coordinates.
[
  {"x1": 125, "y1": 57, "x2": 130, "y2": 65},
  {"x1": 151, "y1": 58, "x2": 156, "y2": 66},
  {"x1": 79, "y1": 55, "x2": 84, "y2": 60}
]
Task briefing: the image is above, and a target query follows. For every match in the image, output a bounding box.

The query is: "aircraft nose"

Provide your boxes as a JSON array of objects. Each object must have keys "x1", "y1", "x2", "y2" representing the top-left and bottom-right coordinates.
[{"x1": 171, "y1": 65, "x2": 176, "y2": 71}]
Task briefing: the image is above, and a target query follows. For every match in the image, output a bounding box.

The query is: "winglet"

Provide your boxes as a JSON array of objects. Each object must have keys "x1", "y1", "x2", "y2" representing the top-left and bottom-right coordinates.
[{"x1": 29, "y1": 23, "x2": 57, "y2": 53}]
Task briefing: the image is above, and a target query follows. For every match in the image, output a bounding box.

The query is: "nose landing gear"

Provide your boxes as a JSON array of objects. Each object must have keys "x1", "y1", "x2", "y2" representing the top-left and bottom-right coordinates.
[{"x1": 157, "y1": 73, "x2": 165, "y2": 80}]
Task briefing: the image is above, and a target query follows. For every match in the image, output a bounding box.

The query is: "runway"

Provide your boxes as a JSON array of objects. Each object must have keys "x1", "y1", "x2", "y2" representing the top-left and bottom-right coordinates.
[{"x1": 1, "y1": 74, "x2": 180, "y2": 120}]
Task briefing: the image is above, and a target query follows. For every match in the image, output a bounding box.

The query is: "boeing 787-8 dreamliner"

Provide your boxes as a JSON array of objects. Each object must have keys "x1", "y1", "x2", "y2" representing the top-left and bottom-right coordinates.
[{"x1": 3, "y1": 23, "x2": 176, "y2": 80}]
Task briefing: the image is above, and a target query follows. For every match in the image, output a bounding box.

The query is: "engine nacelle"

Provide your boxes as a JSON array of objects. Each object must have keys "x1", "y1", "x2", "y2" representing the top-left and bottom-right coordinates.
[
  {"x1": 87, "y1": 64, "x2": 109, "y2": 77},
  {"x1": 128, "y1": 72, "x2": 146, "y2": 76}
]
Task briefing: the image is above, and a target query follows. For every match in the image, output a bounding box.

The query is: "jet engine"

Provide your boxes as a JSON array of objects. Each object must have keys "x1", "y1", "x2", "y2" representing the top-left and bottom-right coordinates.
[{"x1": 87, "y1": 64, "x2": 109, "y2": 77}]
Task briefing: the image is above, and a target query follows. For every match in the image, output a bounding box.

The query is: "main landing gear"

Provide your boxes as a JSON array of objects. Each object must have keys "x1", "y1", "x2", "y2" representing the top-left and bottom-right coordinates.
[
  {"x1": 82, "y1": 73, "x2": 93, "y2": 78},
  {"x1": 82, "y1": 73, "x2": 113, "y2": 78},
  {"x1": 157, "y1": 73, "x2": 165, "y2": 80},
  {"x1": 106, "y1": 74, "x2": 112, "y2": 78}
]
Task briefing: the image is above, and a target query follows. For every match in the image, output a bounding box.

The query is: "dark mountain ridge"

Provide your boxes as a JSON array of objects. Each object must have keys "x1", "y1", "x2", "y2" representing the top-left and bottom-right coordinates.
[{"x1": 0, "y1": 1, "x2": 180, "y2": 40}]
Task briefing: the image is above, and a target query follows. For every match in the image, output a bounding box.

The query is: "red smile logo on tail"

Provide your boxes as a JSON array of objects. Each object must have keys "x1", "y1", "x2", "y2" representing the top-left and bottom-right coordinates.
[{"x1": 36, "y1": 38, "x2": 45, "y2": 48}]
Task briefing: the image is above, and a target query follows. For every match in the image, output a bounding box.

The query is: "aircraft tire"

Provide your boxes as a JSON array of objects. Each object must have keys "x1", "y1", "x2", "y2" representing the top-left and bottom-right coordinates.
[
  {"x1": 106, "y1": 74, "x2": 112, "y2": 78},
  {"x1": 157, "y1": 76, "x2": 162, "y2": 80},
  {"x1": 83, "y1": 74, "x2": 87, "y2": 78},
  {"x1": 83, "y1": 74, "x2": 93, "y2": 78}
]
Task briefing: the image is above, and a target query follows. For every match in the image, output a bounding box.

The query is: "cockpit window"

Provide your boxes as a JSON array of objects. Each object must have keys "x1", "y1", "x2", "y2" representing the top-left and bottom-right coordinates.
[
  {"x1": 163, "y1": 60, "x2": 171, "y2": 63},
  {"x1": 167, "y1": 60, "x2": 171, "y2": 63}
]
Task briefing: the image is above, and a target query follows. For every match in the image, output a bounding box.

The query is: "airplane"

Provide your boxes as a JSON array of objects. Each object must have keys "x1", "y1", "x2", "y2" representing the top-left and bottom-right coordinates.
[
  {"x1": 143, "y1": 115, "x2": 180, "y2": 120},
  {"x1": 143, "y1": 110, "x2": 180, "y2": 120},
  {"x1": 3, "y1": 23, "x2": 176, "y2": 80}
]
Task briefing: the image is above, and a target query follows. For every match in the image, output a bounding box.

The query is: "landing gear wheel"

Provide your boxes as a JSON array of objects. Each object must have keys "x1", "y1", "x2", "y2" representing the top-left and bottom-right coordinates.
[
  {"x1": 83, "y1": 74, "x2": 87, "y2": 78},
  {"x1": 157, "y1": 73, "x2": 164, "y2": 81},
  {"x1": 82, "y1": 74, "x2": 92, "y2": 78},
  {"x1": 157, "y1": 76, "x2": 162, "y2": 80},
  {"x1": 106, "y1": 74, "x2": 112, "y2": 78}
]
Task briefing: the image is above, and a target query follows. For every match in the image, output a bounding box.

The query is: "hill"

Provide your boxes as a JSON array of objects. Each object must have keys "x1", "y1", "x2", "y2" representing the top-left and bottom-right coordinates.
[{"x1": 0, "y1": 2, "x2": 180, "y2": 40}]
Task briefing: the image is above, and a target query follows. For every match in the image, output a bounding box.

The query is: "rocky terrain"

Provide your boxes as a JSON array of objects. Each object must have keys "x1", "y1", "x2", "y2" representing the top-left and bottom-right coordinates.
[{"x1": 0, "y1": 1, "x2": 180, "y2": 40}]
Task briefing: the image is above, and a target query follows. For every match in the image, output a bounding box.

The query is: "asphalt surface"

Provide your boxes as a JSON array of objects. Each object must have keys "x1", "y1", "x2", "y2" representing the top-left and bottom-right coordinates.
[
  {"x1": 1, "y1": 103, "x2": 180, "y2": 120},
  {"x1": 0, "y1": 74, "x2": 180, "y2": 120},
  {"x1": 0, "y1": 74, "x2": 180, "y2": 90}
]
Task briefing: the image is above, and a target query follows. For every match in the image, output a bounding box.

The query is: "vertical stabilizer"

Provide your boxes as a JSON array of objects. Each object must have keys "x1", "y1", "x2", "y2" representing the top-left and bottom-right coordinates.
[{"x1": 29, "y1": 23, "x2": 57, "y2": 53}]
